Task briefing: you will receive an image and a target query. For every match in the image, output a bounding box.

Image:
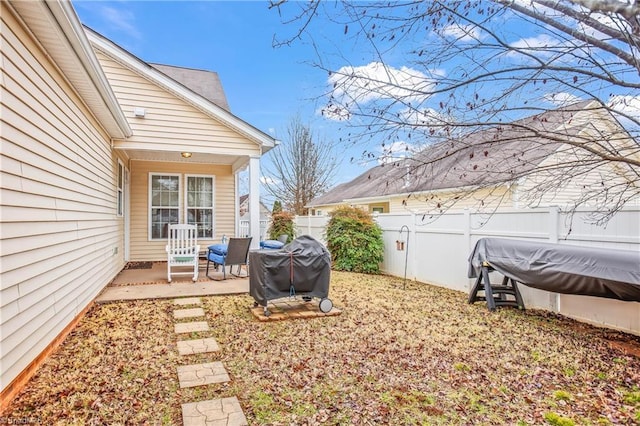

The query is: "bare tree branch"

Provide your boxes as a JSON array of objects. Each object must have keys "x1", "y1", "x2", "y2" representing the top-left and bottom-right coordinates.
[
  {"x1": 264, "y1": 116, "x2": 338, "y2": 215},
  {"x1": 568, "y1": 0, "x2": 640, "y2": 36},
  {"x1": 502, "y1": 0, "x2": 640, "y2": 72},
  {"x1": 270, "y1": 0, "x2": 640, "y2": 224}
]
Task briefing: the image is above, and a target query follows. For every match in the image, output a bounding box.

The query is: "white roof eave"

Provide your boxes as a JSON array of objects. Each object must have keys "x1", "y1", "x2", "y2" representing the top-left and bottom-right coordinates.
[{"x1": 9, "y1": 0, "x2": 132, "y2": 139}]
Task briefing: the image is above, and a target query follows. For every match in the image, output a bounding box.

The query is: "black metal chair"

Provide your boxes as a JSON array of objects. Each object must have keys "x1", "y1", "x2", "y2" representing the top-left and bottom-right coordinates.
[{"x1": 206, "y1": 237, "x2": 252, "y2": 280}]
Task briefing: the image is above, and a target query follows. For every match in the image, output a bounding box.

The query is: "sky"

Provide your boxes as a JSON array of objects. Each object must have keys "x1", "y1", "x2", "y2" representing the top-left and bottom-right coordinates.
[
  {"x1": 72, "y1": 1, "x2": 365, "y2": 186},
  {"x1": 72, "y1": 1, "x2": 639, "y2": 197}
]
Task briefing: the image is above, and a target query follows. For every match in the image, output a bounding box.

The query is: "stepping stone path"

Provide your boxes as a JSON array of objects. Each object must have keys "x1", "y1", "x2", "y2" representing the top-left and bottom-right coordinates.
[
  {"x1": 182, "y1": 397, "x2": 246, "y2": 425},
  {"x1": 177, "y1": 362, "x2": 230, "y2": 388},
  {"x1": 177, "y1": 338, "x2": 220, "y2": 356},
  {"x1": 174, "y1": 307, "x2": 205, "y2": 319},
  {"x1": 175, "y1": 321, "x2": 209, "y2": 334},
  {"x1": 173, "y1": 297, "x2": 248, "y2": 426},
  {"x1": 174, "y1": 297, "x2": 203, "y2": 306}
]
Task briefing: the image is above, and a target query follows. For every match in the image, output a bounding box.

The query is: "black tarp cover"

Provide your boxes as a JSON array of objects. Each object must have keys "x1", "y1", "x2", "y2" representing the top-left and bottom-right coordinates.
[
  {"x1": 468, "y1": 238, "x2": 640, "y2": 302},
  {"x1": 249, "y1": 235, "x2": 331, "y2": 306}
]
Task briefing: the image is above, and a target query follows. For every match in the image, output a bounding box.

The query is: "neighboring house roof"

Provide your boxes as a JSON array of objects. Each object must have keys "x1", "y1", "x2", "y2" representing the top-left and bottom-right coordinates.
[
  {"x1": 84, "y1": 26, "x2": 276, "y2": 153},
  {"x1": 150, "y1": 63, "x2": 231, "y2": 111},
  {"x1": 308, "y1": 100, "x2": 618, "y2": 207},
  {"x1": 239, "y1": 194, "x2": 271, "y2": 216},
  {"x1": 7, "y1": 1, "x2": 132, "y2": 139}
]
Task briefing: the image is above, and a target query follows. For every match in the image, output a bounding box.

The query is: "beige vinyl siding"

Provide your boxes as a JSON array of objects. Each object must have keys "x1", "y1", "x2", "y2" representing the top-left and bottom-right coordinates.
[
  {"x1": 368, "y1": 202, "x2": 389, "y2": 213},
  {"x1": 388, "y1": 186, "x2": 514, "y2": 213},
  {"x1": 516, "y1": 118, "x2": 640, "y2": 209},
  {"x1": 95, "y1": 51, "x2": 261, "y2": 156},
  {"x1": 128, "y1": 160, "x2": 235, "y2": 261},
  {"x1": 1, "y1": 5, "x2": 124, "y2": 391},
  {"x1": 516, "y1": 147, "x2": 596, "y2": 208},
  {"x1": 309, "y1": 186, "x2": 514, "y2": 215}
]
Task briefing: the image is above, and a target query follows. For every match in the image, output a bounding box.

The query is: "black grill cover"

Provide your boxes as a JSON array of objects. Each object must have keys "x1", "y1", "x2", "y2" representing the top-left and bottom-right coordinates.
[
  {"x1": 468, "y1": 238, "x2": 640, "y2": 301},
  {"x1": 249, "y1": 235, "x2": 331, "y2": 306}
]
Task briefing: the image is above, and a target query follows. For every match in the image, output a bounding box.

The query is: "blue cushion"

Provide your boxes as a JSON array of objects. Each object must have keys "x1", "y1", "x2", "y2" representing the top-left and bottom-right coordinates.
[
  {"x1": 207, "y1": 252, "x2": 225, "y2": 264},
  {"x1": 208, "y1": 244, "x2": 228, "y2": 256},
  {"x1": 260, "y1": 240, "x2": 285, "y2": 249}
]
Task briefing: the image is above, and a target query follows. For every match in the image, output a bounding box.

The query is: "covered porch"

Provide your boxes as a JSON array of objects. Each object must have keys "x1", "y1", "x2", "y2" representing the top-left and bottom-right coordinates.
[{"x1": 117, "y1": 149, "x2": 266, "y2": 263}]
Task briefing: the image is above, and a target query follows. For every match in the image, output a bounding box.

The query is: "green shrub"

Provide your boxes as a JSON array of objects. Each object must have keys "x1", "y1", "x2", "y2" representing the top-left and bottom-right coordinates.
[
  {"x1": 268, "y1": 211, "x2": 295, "y2": 242},
  {"x1": 325, "y1": 205, "x2": 383, "y2": 273}
]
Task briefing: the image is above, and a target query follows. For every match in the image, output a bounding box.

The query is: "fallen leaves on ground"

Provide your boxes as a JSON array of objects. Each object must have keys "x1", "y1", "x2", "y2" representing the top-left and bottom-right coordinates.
[{"x1": 4, "y1": 272, "x2": 640, "y2": 425}]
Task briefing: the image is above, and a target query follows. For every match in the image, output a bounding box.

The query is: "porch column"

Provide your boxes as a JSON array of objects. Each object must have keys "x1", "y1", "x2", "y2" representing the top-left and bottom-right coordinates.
[
  {"x1": 234, "y1": 172, "x2": 241, "y2": 238},
  {"x1": 248, "y1": 156, "x2": 261, "y2": 250}
]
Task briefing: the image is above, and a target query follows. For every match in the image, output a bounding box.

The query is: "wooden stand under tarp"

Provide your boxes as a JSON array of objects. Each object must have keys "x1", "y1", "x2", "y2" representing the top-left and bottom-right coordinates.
[{"x1": 468, "y1": 261, "x2": 525, "y2": 311}]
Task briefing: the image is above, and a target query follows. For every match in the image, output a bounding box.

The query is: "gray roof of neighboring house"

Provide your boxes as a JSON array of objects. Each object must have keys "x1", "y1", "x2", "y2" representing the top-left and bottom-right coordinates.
[
  {"x1": 308, "y1": 100, "x2": 603, "y2": 207},
  {"x1": 150, "y1": 63, "x2": 230, "y2": 111},
  {"x1": 239, "y1": 194, "x2": 271, "y2": 212}
]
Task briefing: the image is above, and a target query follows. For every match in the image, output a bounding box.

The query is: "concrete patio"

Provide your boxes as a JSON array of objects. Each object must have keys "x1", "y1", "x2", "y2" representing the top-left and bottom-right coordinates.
[{"x1": 96, "y1": 260, "x2": 249, "y2": 303}]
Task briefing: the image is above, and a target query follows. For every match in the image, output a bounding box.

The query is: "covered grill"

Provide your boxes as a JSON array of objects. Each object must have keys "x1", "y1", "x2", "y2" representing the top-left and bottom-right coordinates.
[
  {"x1": 249, "y1": 235, "x2": 332, "y2": 316},
  {"x1": 468, "y1": 238, "x2": 640, "y2": 310}
]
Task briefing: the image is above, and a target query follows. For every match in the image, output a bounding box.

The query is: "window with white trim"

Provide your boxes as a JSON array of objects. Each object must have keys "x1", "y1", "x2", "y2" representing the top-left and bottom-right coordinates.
[
  {"x1": 186, "y1": 175, "x2": 214, "y2": 239},
  {"x1": 149, "y1": 174, "x2": 180, "y2": 240},
  {"x1": 117, "y1": 160, "x2": 124, "y2": 217}
]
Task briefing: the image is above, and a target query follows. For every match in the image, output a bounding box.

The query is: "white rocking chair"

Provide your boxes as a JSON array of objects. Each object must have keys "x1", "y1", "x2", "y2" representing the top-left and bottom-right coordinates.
[{"x1": 166, "y1": 224, "x2": 200, "y2": 283}]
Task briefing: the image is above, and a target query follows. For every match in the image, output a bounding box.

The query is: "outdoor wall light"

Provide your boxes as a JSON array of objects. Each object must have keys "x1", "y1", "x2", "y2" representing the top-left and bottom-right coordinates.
[{"x1": 181, "y1": 152, "x2": 192, "y2": 158}]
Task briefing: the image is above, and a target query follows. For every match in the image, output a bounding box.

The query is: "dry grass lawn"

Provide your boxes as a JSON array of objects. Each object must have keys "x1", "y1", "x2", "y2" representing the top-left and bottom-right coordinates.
[{"x1": 4, "y1": 271, "x2": 640, "y2": 425}]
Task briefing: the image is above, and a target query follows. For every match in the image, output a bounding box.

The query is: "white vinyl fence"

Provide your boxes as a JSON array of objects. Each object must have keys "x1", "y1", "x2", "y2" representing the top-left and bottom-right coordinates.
[
  {"x1": 239, "y1": 220, "x2": 268, "y2": 241},
  {"x1": 295, "y1": 207, "x2": 640, "y2": 336}
]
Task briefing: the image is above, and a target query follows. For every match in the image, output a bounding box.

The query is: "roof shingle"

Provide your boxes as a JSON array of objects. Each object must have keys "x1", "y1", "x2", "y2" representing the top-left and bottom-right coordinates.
[
  {"x1": 308, "y1": 100, "x2": 602, "y2": 207},
  {"x1": 150, "y1": 63, "x2": 230, "y2": 111}
]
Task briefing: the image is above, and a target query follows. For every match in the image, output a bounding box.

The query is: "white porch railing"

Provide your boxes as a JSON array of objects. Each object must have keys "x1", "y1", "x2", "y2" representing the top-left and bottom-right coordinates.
[{"x1": 239, "y1": 220, "x2": 268, "y2": 240}]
